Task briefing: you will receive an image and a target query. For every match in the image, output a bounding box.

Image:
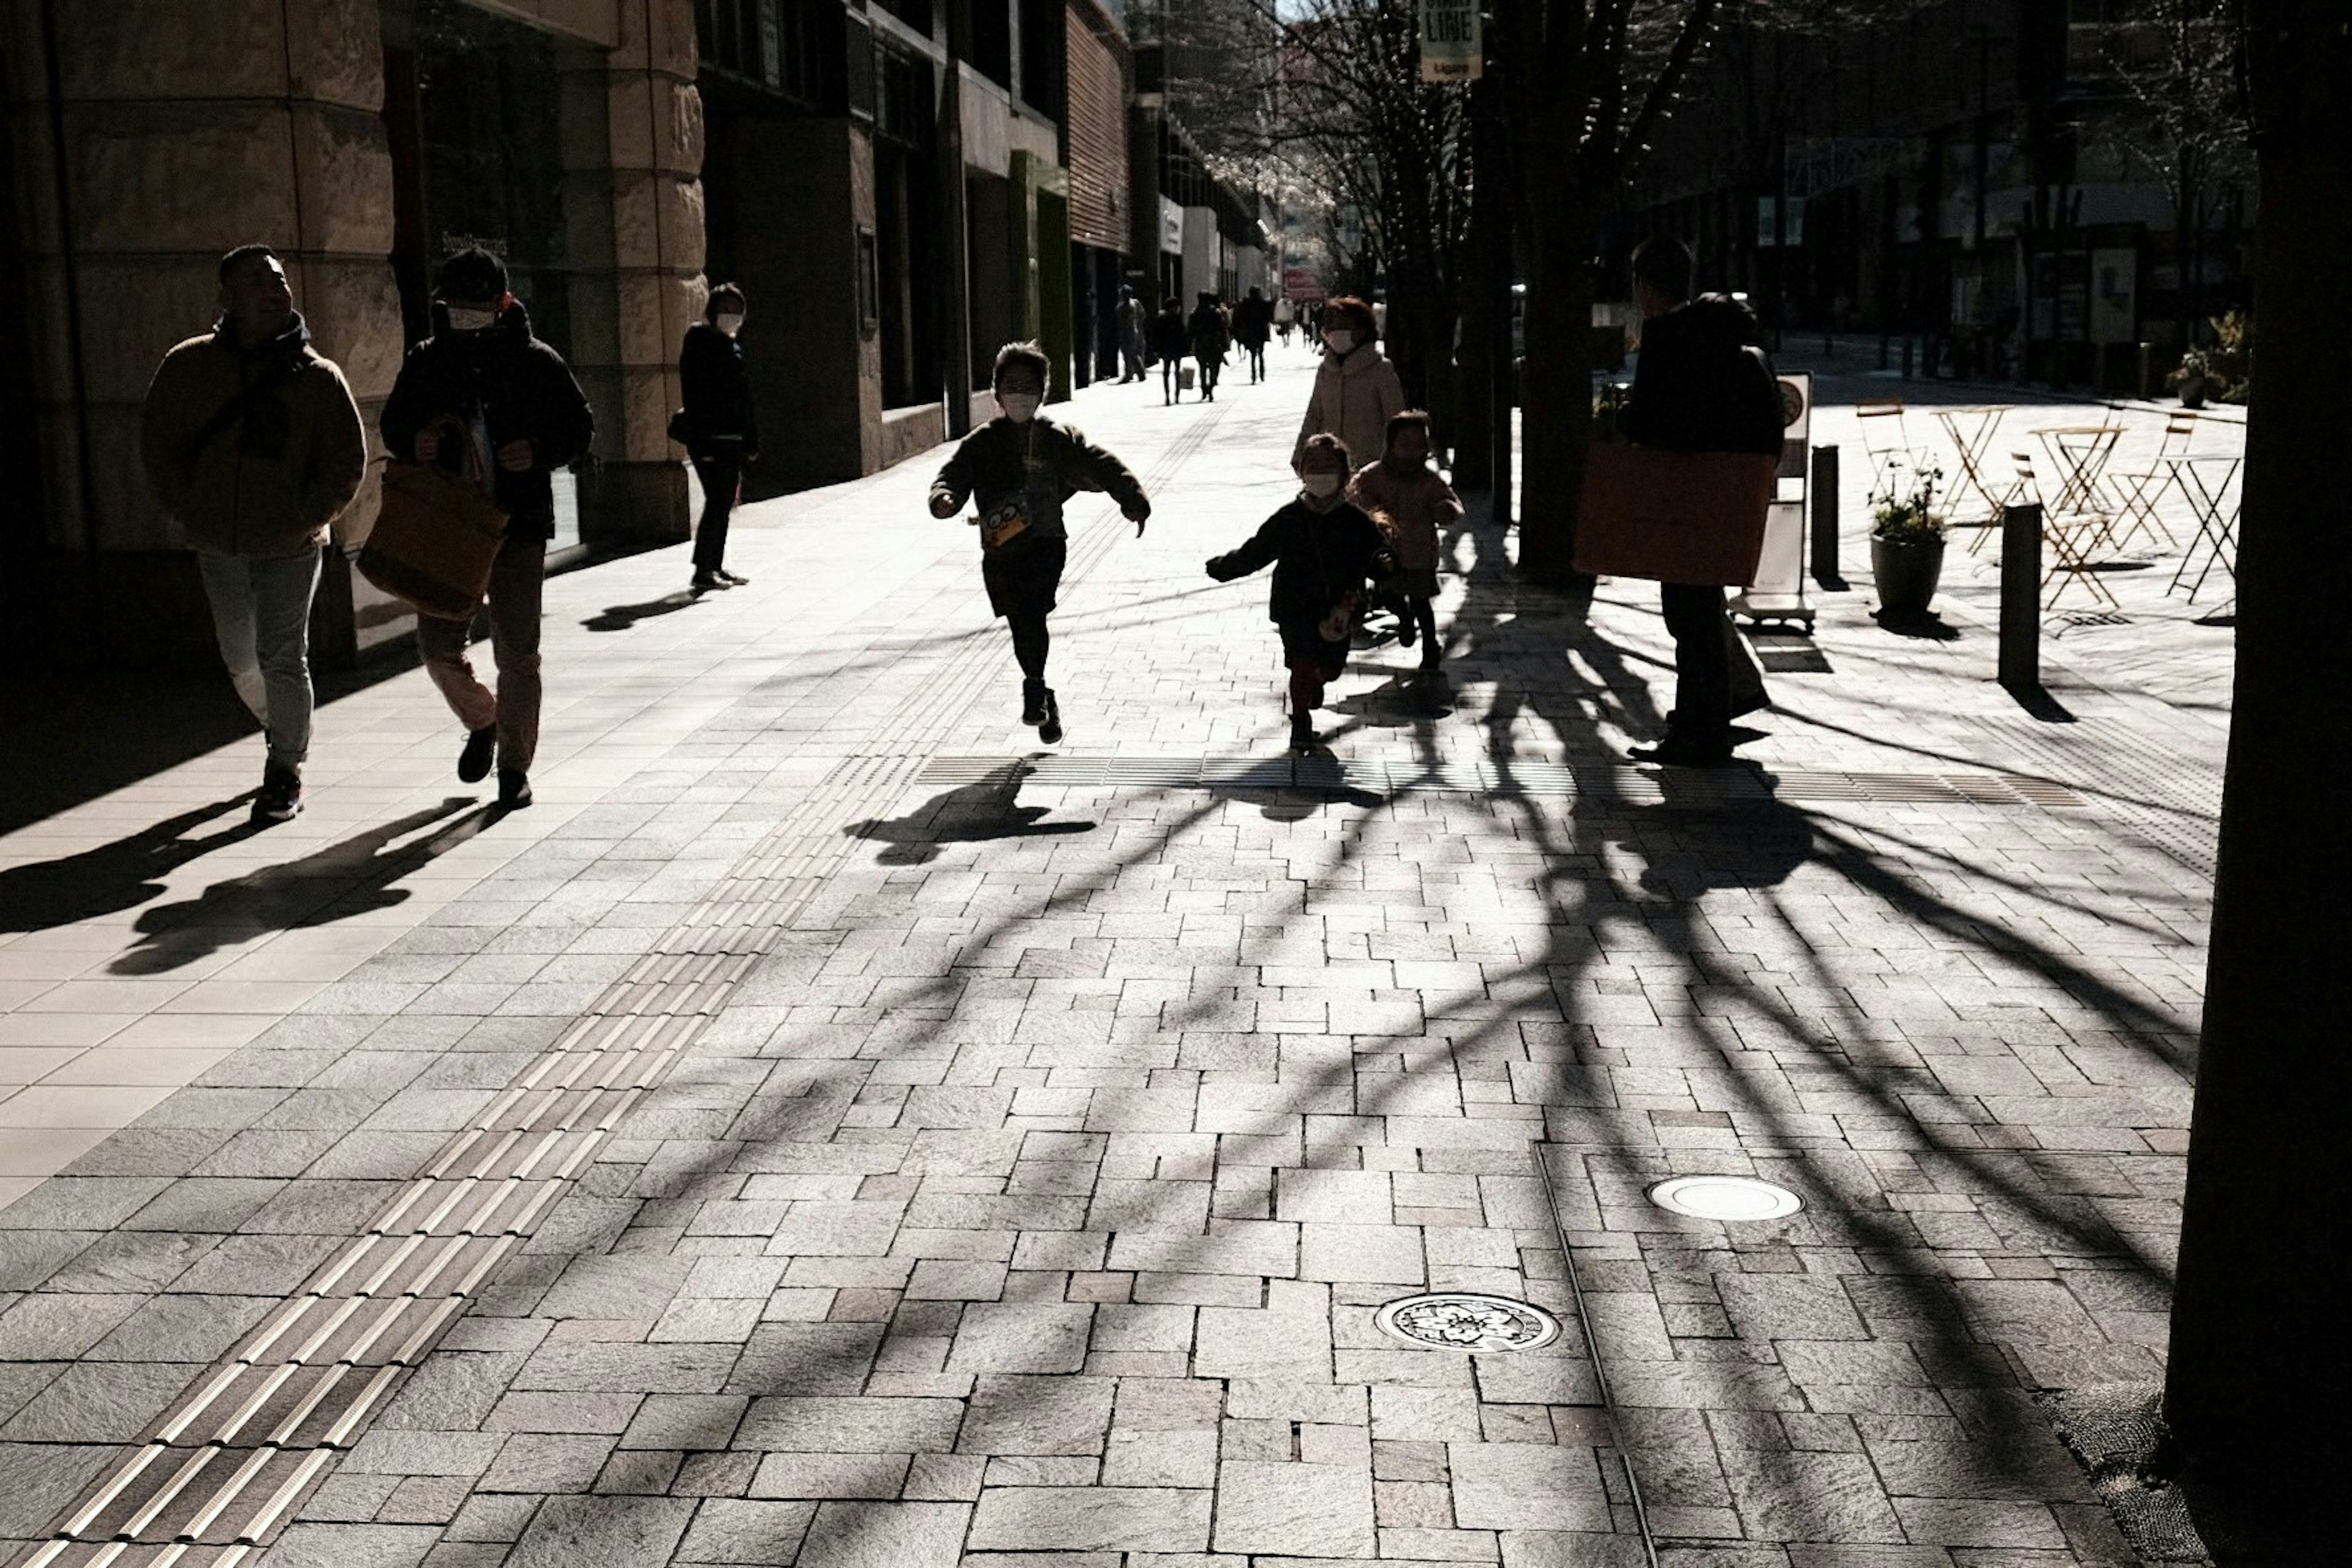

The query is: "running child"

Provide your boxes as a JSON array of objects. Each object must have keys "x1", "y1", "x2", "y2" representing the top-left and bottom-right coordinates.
[
  {"x1": 1346, "y1": 409, "x2": 1461, "y2": 676},
  {"x1": 930, "y1": 342, "x2": 1151, "y2": 744},
  {"x1": 1205, "y1": 433, "x2": 1393, "y2": 755}
]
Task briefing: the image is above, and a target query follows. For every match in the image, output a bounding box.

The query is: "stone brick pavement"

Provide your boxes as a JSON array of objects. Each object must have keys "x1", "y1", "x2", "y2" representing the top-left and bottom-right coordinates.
[{"x1": 0, "y1": 347, "x2": 2223, "y2": 1566}]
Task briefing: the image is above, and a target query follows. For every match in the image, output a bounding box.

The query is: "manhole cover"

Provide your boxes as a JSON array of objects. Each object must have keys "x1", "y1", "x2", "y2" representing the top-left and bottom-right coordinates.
[
  {"x1": 1374, "y1": 1292, "x2": 1562, "y2": 1352},
  {"x1": 1647, "y1": 1174, "x2": 1804, "y2": 1222}
]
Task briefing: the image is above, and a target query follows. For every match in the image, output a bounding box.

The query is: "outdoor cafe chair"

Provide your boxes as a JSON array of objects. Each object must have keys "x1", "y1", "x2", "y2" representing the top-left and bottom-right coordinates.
[
  {"x1": 1855, "y1": 398, "x2": 1913, "y2": 502},
  {"x1": 2009, "y1": 448, "x2": 2119, "y2": 610},
  {"x1": 2103, "y1": 410, "x2": 2199, "y2": 556}
]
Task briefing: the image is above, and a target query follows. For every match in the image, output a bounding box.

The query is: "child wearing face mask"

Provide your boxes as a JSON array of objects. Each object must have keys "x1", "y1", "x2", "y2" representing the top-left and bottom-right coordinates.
[
  {"x1": 1206, "y1": 434, "x2": 1395, "y2": 755},
  {"x1": 1347, "y1": 409, "x2": 1461, "y2": 677},
  {"x1": 930, "y1": 342, "x2": 1152, "y2": 744}
]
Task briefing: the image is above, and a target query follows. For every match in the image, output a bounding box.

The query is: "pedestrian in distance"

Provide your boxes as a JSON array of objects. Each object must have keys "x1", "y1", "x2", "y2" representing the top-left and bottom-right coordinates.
[
  {"x1": 929, "y1": 342, "x2": 1152, "y2": 746},
  {"x1": 1206, "y1": 432, "x2": 1394, "y2": 756},
  {"x1": 1189, "y1": 292, "x2": 1231, "y2": 402},
  {"x1": 140, "y1": 244, "x2": 369, "y2": 824},
  {"x1": 1273, "y1": 293, "x2": 1295, "y2": 349},
  {"x1": 1294, "y1": 295, "x2": 1405, "y2": 475},
  {"x1": 1347, "y1": 409, "x2": 1461, "y2": 679},
  {"x1": 1117, "y1": 285, "x2": 1148, "y2": 383},
  {"x1": 381, "y1": 246, "x2": 595, "y2": 810},
  {"x1": 1150, "y1": 298, "x2": 1191, "y2": 404},
  {"x1": 1234, "y1": 287, "x2": 1274, "y2": 383},
  {"x1": 1615, "y1": 235, "x2": 1786, "y2": 767},
  {"x1": 677, "y1": 281, "x2": 758, "y2": 593}
]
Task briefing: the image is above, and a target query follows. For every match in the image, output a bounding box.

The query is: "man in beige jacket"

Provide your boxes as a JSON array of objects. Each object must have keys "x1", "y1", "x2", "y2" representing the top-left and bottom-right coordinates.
[{"x1": 141, "y1": 245, "x2": 368, "y2": 822}]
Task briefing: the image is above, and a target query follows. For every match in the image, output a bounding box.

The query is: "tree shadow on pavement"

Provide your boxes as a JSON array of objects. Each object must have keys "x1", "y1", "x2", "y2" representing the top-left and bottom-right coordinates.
[
  {"x1": 847, "y1": 763, "x2": 1096, "y2": 867},
  {"x1": 0, "y1": 796, "x2": 265, "y2": 935},
  {"x1": 110, "y1": 797, "x2": 492, "y2": 974}
]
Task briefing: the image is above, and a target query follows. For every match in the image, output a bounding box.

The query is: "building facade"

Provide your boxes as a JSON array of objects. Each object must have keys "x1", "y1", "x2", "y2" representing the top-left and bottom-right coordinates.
[
  {"x1": 1626, "y1": 0, "x2": 2255, "y2": 390},
  {"x1": 2, "y1": 0, "x2": 706, "y2": 663},
  {"x1": 2, "y1": 0, "x2": 1267, "y2": 666}
]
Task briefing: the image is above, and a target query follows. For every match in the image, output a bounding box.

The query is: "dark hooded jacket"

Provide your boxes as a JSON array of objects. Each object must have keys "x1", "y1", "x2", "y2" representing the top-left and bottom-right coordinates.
[
  {"x1": 1207, "y1": 497, "x2": 1393, "y2": 627},
  {"x1": 1618, "y1": 293, "x2": 1786, "y2": 458},
  {"x1": 380, "y1": 300, "x2": 595, "y2": 539},
  {"x1": 678, "y1": 320, "x2": 758, "y2": 458}
]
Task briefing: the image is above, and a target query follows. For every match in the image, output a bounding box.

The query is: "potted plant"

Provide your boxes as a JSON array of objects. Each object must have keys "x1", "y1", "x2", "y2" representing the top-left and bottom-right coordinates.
[
  {"x1": 1870, "y1": 461, "x2": 1948, "y2": 618},
  {"x1": 2169, "y1": 347, "x2": 2214, "y2": 408}
]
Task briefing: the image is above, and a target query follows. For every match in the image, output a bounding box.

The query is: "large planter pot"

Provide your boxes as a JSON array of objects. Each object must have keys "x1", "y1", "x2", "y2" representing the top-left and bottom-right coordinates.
[{"x1": 1871, "y1": 533, "x2": 1946, "y2": 618}]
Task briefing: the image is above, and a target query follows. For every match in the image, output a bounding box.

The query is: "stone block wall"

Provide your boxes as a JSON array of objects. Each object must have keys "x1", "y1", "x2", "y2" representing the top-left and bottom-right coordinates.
[{"x1": 2, "y1": 0, "x2": 709, "y2": 660}]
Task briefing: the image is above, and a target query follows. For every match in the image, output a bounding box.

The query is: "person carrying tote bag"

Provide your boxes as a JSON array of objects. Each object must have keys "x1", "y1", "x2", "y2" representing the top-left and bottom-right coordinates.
[{"x1": 360, "y1": 411, "x2": 508, "y2": 620}]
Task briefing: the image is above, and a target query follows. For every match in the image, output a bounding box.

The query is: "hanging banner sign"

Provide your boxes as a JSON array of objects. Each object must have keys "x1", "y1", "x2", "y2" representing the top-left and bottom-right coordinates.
[{"x1": 1419, "y1": 0, "x2": 1482, "y2": 82}]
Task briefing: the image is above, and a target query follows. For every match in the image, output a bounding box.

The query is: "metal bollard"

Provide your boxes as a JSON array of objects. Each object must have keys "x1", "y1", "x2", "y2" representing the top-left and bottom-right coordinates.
[
  {"x1": 1901, "y1": 337, "x2": 1915, "y2": 379},
  {"x1": 1999, "y1": 503, "x2": 2043, "y2": 691},
  {"x1": 1878, "y1": 333, "x2": 1890, "y2": 370},
  {"x1": 1811, "y1": 445, "x2": 1843, "y2": 589}
]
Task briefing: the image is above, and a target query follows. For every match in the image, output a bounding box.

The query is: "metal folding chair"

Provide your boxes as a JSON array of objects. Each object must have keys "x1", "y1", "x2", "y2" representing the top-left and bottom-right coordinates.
[
  {"x1": 2010, "y1": 448, "x2": 2118, "y2": 609},
  {"x1": 2103, "y1": 412, "x2": 2198, "y2": 556},
  {"x1": 1855, "y1": 398, "x2": 1912, "y2": 502}
]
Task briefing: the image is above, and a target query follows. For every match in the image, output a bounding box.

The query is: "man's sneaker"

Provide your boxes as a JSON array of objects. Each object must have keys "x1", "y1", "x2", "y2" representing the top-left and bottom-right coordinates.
[
  {"x1": 252, "y1": 763, "x2": 303, "y2": 824},
  {"x1": 497, "y1": 767, "x2": 534, "y2": 809},
  {"x1": 716, "y1": 569, "x2": 751, "y2": 586},
  {"x1": 1036, "y1": 690, "x2": 1063, "y2": 745},
  {"x1": 1395, "y1": 614, "x2": 1418, "y2": 649},
  {"x1": 691, "y1": 571, "x2": 722, "y2": 593},
  {"x1": 459, "y1": 724, "x2": 497, "y2": 784},
  {"x1": 1020, "y1": 680, "x2": 1049, "y2": 726}
]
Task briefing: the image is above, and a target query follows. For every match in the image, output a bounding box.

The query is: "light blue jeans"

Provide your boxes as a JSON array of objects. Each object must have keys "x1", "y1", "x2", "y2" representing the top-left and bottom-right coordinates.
[{"x1": 197, "y1": 548, "x2": 321, "y2": 771}]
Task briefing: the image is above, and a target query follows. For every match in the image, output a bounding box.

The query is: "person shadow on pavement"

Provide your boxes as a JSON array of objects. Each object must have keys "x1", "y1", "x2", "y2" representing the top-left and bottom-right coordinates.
[
  {"x1": 583, "y1": 590, "x2": 709, "y2": 633},
  {"x1": 109, "y1": 797, "x2": 491, "y2": 974},
  {"x1": 0, "y1": 796, "x2": 265, "y2": 936},
  {"x1": 849, "y1": 766, "x2": 1096, "y2": 867}
]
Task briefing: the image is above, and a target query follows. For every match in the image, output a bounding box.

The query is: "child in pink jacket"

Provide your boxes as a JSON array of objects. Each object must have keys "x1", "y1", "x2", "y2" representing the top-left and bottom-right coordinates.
[{"x1": 1346, "y1": 410, "x2": 1461, "y2": 674}]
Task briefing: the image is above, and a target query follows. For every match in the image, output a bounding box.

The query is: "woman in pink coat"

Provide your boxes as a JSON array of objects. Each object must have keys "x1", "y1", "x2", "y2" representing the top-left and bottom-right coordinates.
[{"x1": 1293, "y1": 295, "x2": 1405, "y2": 473}]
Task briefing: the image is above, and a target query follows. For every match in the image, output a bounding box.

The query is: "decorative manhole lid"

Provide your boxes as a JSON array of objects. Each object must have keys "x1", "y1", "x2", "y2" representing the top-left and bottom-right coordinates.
[
  {"x1": 1374, "y1": 1292, "x2": 1563, "y2": 1352},
  {"x1": 1647, "y1": 1174, "x2": 1804, "y2": 1222}
]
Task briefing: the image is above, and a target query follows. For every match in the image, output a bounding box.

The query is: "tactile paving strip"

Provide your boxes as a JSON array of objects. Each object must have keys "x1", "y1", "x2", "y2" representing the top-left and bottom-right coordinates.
[
  {"x1": 13, "y1": 411, "x2": 1232, "y2": 1567},
  {"x1": 908, "y1": 753, "x2": 2087, "y2": 809}
]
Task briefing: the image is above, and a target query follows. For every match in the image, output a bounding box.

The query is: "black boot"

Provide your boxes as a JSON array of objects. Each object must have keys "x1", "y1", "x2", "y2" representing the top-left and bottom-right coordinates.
[
  {"x1": 1037, "y1": 689, "x2": 1063, "y2": 745},
  {"x1": 1290, "y1": 712, "x2": 1316, "y2": 755},
  {"x1": 1021, "y1": 680, "x2": 1049, "y2": 726}
]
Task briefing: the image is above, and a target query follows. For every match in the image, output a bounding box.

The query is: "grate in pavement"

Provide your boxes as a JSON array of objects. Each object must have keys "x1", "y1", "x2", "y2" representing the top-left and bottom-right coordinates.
[{"x1": 906, "y1": 754, "x2": 2085, "y2": 809}]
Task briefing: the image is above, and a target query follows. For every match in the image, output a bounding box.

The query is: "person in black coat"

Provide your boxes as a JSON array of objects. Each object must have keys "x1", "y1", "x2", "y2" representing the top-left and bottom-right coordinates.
[
  {"x1": 1207, "y1": 433, "x2": 1395, "y2": 755},
  {"x1": 678, "y1": 282, "x2": 759, "y2": 591},
  {"x1": 1188, "y1": 293, "x2": 1231, "y2": 401},
  {"x1": 1149, "y1": 298, "x2": 1191, "y2": 405},
  {"x1": 1615, "y1": 236, "x2": 1786, "y2": 767},
  {"x1": 380, "y1": 247, "x2": 594, "y2": 809},
  {"x1": 1232, "y1": 287, "x2": 1275, "y2": 383}
]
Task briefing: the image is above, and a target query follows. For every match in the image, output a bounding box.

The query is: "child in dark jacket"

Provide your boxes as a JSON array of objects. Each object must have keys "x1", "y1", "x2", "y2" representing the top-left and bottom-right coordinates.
[
  {"x1": 930, "y1": 341, "x2": 1152, "y2": 745},
  {"x1": 1207, "y1": 433, "x2": 1393, "y2": 755}
]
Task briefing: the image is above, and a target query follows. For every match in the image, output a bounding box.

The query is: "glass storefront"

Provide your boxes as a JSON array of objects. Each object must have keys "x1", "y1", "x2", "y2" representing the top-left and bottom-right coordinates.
[{"x1": 382, "y1": 0, "x2": 605, "y2": 552}]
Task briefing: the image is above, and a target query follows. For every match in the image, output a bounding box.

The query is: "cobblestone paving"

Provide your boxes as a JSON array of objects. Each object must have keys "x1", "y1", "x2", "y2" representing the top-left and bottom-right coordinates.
[{"x1": 0, "y1": 349, "x2": 2221, "y2": 1566}]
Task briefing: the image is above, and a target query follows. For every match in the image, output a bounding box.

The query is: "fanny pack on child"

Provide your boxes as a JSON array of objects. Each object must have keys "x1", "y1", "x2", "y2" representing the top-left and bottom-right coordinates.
[{"x1": 978, "y1": 496, "x2": 1031, "y2": 553}]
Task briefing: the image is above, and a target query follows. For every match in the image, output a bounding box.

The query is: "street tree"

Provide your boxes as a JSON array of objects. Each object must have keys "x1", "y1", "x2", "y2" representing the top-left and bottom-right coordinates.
[
  {"x1": 2084, "y1": 0, "x2": 2253, "y2": 349},
  {"x1": 2161, "y1": 2, "x2": 2349, "y2": 1553}
]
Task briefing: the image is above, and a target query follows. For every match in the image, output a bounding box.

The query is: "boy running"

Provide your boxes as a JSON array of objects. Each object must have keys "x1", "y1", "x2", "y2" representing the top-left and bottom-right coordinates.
[
  {"x1": 930, "y1": 342, "x2": 1152, "y2": 744},
  {"x1": 1347, "y1": 409, "x2": 1461, "y2": 677},
  {"x1": 1206, "y1": 434, "x2": 1393, "y2": 755}
]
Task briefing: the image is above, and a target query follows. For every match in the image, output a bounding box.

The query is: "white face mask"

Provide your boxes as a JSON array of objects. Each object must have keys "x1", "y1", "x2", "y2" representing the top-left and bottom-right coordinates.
[
  {"x1": 445, "y1": 304, "x2": 499, "y2": 333},
  {"x1": 1325, "y1": 330, "x2": 1356, "y2": 355},
  {"x1": 1302, "y1": 473, "x2": 1343, "y2": 499},
  {"x1": 716, "y1": 312, "x2": 745, "y2": 337},
  {"x1": 998, "y1": 393, "x2": 1041, "y2": 423}
]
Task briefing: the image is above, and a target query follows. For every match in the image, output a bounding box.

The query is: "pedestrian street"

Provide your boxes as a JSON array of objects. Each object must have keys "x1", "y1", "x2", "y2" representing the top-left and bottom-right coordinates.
[{"x1": 0, "y1": 352, "x2": 2216, "y2": 1566}]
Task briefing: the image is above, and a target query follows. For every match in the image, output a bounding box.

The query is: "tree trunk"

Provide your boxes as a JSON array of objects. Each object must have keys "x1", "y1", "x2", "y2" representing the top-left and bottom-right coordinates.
[
  {"x1": 1514, "y1": 189, "x2": 1595, "y2": 584},
  {"x1": 2161, "y1": 3, "x2": 2352, "y2": 1552},
  {"x1": 1452, "y1": 73, "x2": 1508, "y2": 490}
]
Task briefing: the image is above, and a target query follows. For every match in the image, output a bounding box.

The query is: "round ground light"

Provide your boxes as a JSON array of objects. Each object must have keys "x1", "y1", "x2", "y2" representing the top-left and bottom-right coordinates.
[
  {"x1": 1374, "y1": 1292, "x2": 1563, "y2": 1352},
  {"x1": 1646, "y1": 1174, "x2": 1804, "y2": 1222}
]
